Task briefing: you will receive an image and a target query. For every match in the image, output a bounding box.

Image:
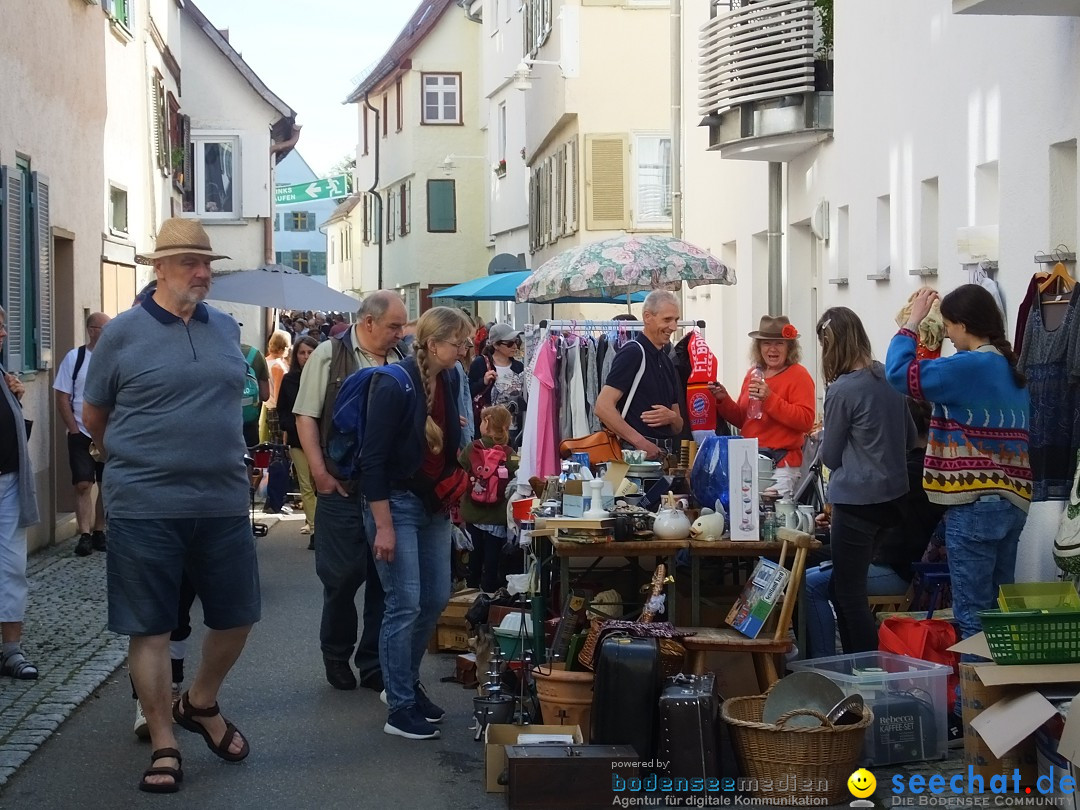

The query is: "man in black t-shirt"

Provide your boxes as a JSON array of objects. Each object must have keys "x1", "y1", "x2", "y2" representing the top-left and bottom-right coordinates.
[{"x1": 594, "y1": 290, "x2": 684, "y2": 460}]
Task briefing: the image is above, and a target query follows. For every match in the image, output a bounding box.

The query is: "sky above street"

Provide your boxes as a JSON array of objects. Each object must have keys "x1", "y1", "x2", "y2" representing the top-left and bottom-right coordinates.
[{"x1": 194, "y1": 0, "x2": 418, "y2": 176}]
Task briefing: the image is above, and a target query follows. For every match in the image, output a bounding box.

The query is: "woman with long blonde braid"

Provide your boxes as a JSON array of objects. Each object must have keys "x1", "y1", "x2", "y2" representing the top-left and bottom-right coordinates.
[{"x1": 360, "y1": 306, "x2": 472, "y2": 740}]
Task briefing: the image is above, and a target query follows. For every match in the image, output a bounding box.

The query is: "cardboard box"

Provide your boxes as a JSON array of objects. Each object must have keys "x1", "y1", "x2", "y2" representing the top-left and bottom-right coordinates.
[
  {"x1": 950, "y1": 634, "x2": 1080, "y2": 784},
  {"x1": 435, "y1": 624, "x2": 471, "y2": 652},
  {"x1": 727, "y1": 438, "x2": 758, "y2": 540},
  {"x1": 485, "y1": 723, "x2": 583, "y2": 792},
  {"x1": 725, "y1": 556, "x2": 789, "y2": 638},
  {"x1": 441, "y1": 589, "x2": 480, "y2": 624},
  {"x1": 562, "y1": 481, "x2": 584, "y2": 518}
]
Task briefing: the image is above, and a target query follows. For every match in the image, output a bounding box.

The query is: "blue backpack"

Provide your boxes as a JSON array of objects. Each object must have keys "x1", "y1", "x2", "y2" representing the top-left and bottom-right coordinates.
[{"x1": 329, "y1": 363, "x2": 415, "y2": 479}]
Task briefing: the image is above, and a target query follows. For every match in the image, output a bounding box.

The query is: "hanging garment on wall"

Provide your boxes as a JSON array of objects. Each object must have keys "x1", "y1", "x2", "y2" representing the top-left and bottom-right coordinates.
[
  {"x1": 1019, "y1": 291, "x2": 1080, "y2": 501},
  {"x1": 569, "y1": 341, "x2": 589, "y2": 438},
  {"x1": 1013, "y1": 276, "x2": 1041, "y2": 357}
]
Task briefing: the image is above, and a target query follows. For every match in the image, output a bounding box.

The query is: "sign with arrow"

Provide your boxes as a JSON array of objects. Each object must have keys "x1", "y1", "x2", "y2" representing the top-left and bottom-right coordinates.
[{"x1": 275, "y1": 174, "x2": 351, "y2": 206}]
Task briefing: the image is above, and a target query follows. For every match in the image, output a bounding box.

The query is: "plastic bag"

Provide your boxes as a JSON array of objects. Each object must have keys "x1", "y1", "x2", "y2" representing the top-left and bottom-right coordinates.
[
  {"x1": 879, "y1": 616, "x2": 959, "y2": 697},
  {"x1": 690, "y1": 434, "x2": 731, "y2": 514},
  {"x1": 451, "y1": 524, "x2": 473, "y2": 552}
]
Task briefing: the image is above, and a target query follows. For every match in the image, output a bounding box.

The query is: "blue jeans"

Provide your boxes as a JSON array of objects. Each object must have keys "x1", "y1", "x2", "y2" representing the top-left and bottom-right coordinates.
[
  {"x1": 946, "y1": 496, "x2": 1026, "y2": 643},
  {"x1": 363, "y1": 490, "x2": 452, "y2": 713},
  {"x1": 805, "y1": 562, "x2": 910, "y2": 658},
  {"x1": 314, "y1": 488, "x2": 385, "y2": 678}
]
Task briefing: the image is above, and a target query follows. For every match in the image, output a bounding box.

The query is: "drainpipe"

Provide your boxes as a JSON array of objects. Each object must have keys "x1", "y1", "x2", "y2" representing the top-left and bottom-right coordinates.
[
  {"x1": 767, "y1": 162, "x2": 783, "y2": 315},
  {"x1": 364, "y1": 93, "x2": 384, "y2": 291},
  {"x1": 267, "y1": 121, "x2": 302, "y2": 264},
  {"x1": 671, "y1": 0, "x2": 682, "y2": 241}
]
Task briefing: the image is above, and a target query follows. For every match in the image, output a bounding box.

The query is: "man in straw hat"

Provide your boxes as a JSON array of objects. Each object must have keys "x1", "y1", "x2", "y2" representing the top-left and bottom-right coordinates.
[{"x1": 83, "y1": 218, "x2": 259, "y2": 793}]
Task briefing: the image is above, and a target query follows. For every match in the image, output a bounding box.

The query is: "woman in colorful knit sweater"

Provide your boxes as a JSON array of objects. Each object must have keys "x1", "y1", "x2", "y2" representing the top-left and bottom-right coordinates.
[
  {"x1": 885, "y1": 285, "x2": 1031, "y2": 645},
  {"x1": 709, "y1": 315, "x2": 816, "y2": 498}
]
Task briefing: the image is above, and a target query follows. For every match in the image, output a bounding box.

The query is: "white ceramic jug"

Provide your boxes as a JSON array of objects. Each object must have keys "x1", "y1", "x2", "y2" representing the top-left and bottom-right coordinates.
[{"x1": 796, "y1": 505, "x2": 816, "y2": 534}]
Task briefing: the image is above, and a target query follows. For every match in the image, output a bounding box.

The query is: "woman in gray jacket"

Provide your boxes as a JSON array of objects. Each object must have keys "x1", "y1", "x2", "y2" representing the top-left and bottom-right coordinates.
[{"x1": 816, "y1": 307, "x2": 915, "y2": 653}]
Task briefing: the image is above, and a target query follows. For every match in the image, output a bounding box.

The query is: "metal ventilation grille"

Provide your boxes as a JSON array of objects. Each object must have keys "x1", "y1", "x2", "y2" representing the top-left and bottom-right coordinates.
[{"x1": 698, "y1": 0, "x2": 816, "y2": 117}]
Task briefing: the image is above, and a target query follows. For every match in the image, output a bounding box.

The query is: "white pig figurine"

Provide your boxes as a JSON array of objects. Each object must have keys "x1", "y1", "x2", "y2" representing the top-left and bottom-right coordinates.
[{"x1": 689, "y1": 500, "x2": 726, "y2": 541}]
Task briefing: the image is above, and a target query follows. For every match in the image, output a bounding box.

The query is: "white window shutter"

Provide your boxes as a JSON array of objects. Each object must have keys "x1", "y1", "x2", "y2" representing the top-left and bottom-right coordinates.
[
  {"x1": 1, "y1": 166, "x2": 24, "y2": 372},
  {"x1": 32, "y1": 172, "x2": 51, "y2": 369},
  {"x1": 584, "y1": 133, "x2": 630, "y2": 231}
]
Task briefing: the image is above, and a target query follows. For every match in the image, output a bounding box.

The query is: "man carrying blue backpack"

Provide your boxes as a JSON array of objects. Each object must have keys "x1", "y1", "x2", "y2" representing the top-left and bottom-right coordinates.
[{"x1": 292, "y1": 291, "x2": 408, "y2": 692}]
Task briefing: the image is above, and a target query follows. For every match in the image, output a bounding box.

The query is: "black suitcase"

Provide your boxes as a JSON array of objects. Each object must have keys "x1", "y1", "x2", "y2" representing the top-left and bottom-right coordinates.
[
  {"x1": 591, "y1": 635, "x2": 661, "y2": 758},
  {"x1": 657, "y1": 673, "x2": 721, "y2": 783}
]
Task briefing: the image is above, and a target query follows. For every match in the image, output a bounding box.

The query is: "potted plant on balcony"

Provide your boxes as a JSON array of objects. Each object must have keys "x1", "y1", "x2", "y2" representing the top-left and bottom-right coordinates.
[
  {"x1": 814, "y1": 0, "x2": 833, "y2": 92},
  {"x1": 493, "y1": 158, "x2": 507, "y2": 178}
]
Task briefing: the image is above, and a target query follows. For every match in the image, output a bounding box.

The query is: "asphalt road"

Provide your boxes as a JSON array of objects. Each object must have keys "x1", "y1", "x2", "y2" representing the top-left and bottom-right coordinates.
[{"x1": 0, "y1": 519, "x2": 507, "y2": 809}]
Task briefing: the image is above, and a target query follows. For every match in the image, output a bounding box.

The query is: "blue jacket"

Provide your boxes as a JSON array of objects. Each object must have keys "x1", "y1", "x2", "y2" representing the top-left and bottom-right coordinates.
[{"x1": 359, "y1": 356, "x2": 461, "y2": 503}]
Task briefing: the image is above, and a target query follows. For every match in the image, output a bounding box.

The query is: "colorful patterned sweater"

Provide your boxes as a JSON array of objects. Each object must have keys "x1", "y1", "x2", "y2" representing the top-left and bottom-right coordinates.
[{"x1": 885, "y1": 329, "x2": 1032, "y2": 511}]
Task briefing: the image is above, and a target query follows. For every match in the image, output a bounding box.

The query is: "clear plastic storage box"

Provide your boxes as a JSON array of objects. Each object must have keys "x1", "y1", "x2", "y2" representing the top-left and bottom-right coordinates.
[{"x1": 788, "y1": 651, "x2": 950, "y2": 766}]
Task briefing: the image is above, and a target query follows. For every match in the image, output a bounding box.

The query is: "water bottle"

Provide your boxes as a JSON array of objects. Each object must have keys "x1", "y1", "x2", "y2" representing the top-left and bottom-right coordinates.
[{"x1": 747, "y1": 367, "x2": 764, "y2": 420}]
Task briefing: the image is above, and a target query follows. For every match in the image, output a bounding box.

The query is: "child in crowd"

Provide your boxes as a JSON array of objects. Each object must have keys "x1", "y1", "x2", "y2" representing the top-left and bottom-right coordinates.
[{"x1": 459, "y1": 406, "x2": 518, "y2": 594}]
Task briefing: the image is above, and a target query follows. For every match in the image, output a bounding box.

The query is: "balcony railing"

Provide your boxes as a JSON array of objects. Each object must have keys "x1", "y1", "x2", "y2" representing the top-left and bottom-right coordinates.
[{"x1": 699, "y1": 0, "x2": 816, "y2": 118}]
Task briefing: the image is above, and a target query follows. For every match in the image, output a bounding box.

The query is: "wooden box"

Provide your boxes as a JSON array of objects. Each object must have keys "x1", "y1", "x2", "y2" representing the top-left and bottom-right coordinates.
[
  {"x1": 434, "y1": 624, "x2": 471, "y2": 652},
  {"x1": 506, "y1": 743, "x2": 638, "y2": 809}
]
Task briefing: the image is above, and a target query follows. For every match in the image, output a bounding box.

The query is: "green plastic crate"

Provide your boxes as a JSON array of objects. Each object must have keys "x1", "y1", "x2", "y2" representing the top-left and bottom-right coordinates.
[{"x1": 979, "y1": 609, "x2": 1080, "y2": 665}]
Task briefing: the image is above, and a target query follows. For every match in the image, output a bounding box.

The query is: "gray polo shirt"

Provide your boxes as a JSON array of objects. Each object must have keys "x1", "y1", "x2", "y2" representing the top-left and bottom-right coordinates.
[{"x1": 83, "y1": 296, "x2": 249, "y2": 519}]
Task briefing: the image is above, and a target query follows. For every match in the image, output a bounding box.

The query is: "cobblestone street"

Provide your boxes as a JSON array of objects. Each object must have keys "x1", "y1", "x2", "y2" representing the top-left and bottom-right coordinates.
[{"x1": 0, "y1": 536, "x2": 126, "y2": 785}]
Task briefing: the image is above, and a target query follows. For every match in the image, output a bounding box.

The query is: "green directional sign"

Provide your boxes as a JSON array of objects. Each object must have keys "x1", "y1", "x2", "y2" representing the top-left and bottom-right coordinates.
[{"x1": 275, "y1": 174, "x2": 351, "y2": 206}]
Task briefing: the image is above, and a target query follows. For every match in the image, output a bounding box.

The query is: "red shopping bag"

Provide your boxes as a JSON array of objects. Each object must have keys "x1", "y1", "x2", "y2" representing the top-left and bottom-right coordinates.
[{"x1": 879, "y1": 616, "x2": 959, "y2": 697}]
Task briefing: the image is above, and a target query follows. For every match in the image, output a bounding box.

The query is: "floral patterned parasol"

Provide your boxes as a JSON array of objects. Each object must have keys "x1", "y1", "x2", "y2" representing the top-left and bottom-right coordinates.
[{"x1": 515, "y1": 234, "x2": 736, "y2": 304}]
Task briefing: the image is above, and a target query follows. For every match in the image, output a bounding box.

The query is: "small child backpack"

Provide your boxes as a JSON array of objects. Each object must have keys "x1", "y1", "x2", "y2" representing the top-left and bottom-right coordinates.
[{"x1": 468, "y1": 441, "x2": 511, "y2": 505}]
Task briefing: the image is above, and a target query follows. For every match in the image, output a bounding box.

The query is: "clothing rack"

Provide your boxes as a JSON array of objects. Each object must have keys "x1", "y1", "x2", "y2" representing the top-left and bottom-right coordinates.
[{"x1": 539, "y1": 319, "x2": 706, "y2": 332}]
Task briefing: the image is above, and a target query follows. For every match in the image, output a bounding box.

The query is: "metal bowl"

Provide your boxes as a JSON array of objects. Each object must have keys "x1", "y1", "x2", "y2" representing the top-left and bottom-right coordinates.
[{"x1": 761, "y1": 671, "x2": 846, "y2": 728}]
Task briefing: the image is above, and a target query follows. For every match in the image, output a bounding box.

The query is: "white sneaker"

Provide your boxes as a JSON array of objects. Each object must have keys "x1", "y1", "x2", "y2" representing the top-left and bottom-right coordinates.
[
  {"x1": 280, "y1": 504, "x2": 294, "y2": 515},
  {"x1": 380, "y1": 689, "x2": 388, "y2": 706},
  {"x1": 134, "y1": 700, "x2": 150, "y2": 740}
]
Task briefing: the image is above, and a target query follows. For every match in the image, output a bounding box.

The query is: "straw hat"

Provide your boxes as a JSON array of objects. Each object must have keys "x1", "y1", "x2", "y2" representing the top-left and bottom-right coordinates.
[
  {"x1": 747, "y1": 315, "x2": 800, "y2": 340},
  {"x1": 135, "y1": 218, "x2": 230, "y2": 265}
]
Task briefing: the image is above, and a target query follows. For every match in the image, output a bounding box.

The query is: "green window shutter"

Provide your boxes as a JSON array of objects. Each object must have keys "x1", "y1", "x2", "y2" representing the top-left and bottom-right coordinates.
[
  {"x1": 275, "y1": 251, "x2": 284, "y2": 265},
  {"x1": 284, "y1": 216, "x2": 294, "y2": 232},
  {"x1": 32, "y1": 172, "x2": 51, "y2": 369},
  {"x1": 1, "y1": 166, "x2": 25, "y2": 372},
  {"x1": 312, "y1": 252, "x2": 327, "y2": 274},
  {"x1": 426, "y1": 179, "x2": 456, "y2": 233},
  {"x1": 307, "y1": 213, "x2": 316, "y2": 231},
  {"x1": 274, "y1": 215, "x2": 279, "y2": 231}
]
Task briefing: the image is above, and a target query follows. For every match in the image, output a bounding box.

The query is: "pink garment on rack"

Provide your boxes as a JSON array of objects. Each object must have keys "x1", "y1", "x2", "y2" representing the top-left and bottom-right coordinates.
[{"x1": 533, "y1": 338, "x2": 560, "y2": 478}]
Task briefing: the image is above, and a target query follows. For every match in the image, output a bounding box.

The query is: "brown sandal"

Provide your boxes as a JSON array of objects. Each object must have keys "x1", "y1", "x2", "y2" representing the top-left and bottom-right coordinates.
[
  {"x1": 139, "y1": 747, "x2": 183, "y2": 794},
  {"x1": 172, "y1": 691, "x2": 250, "y2": 762}
]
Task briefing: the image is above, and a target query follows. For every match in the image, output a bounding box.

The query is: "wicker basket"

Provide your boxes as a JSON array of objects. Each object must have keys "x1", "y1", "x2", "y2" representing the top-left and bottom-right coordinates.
[{"x1": 721, "y1": 694, "x2": 873, "y2": 805}]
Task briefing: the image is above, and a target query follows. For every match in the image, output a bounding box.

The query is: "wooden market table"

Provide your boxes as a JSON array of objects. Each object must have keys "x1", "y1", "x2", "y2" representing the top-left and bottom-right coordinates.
[{"x1": 548, "y1": 537, "x2": 689, "y2": 620}]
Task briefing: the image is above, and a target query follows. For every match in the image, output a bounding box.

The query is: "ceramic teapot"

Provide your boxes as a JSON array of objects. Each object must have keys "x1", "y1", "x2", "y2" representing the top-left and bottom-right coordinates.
[
  {"x1": 652, "y1": 492, "x2": 691, "y2": 540},
  {"x1": 775, "y1": 499, "x2": 798, "y2": 530}
]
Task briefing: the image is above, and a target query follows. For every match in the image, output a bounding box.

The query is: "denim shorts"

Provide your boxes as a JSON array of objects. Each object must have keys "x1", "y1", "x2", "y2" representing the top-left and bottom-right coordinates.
[{"x1": 107, "y1": 515, "x2": 261, "y2": 636}]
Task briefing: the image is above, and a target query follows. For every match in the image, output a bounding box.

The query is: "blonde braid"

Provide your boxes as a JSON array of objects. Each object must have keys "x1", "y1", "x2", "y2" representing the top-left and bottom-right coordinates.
[{"x1": 415, "y1": 345, "x2": 444, "y2": 455}]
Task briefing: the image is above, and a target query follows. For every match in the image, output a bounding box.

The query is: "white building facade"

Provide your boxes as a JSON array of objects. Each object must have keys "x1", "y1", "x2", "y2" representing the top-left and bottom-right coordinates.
[{"x1": 274, "y1": 150, "x2": 333, "y2": 281}]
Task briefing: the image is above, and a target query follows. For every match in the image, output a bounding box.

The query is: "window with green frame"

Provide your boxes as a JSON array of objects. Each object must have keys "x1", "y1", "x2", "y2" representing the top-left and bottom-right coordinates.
[{"x1": 105, "y1": 0, "x2": 131, "y2": 31}]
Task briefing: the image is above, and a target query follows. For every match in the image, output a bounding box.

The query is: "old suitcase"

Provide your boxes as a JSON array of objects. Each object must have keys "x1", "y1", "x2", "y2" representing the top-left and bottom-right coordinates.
[
  {"x1": 505, "y1": 743, "x2": 638, "y2": 810},
  {"x1": 591, "y1": 635, "x2": 661, "y2": 758},
  {"x1": 657, "y1": 673, "x2": 721, "y2": 782}
]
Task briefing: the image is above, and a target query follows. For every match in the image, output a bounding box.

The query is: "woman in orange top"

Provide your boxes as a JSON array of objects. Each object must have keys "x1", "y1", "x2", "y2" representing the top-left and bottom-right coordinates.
[{"x1": 708, "y1": 315, "x2": 816, "y2": 498}]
